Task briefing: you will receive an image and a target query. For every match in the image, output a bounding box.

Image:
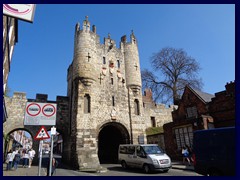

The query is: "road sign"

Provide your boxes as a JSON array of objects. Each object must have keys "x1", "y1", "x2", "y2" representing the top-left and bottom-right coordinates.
[
  {"x1": 34, "y1": 126, "x2": 50, "y2": 140},
  {"x1": 24, "y1": 102, "x2": 57, "y2": 126}
]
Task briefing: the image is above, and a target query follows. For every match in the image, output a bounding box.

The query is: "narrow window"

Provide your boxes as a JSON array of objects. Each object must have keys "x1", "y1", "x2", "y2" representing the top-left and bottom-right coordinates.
[
  {"x1": 112, "y1": 96, "x2": 115, "y2": 106},
  {"x1": 134, "y1": 99, "x2": 140, "y2": 115},
  {"x1": 84, "y1": 94, "x2": 91, "y2": 113},
  {"x1": 111, "y1": 78, "x2": 114, "y2": 85},
  {"x1": 103, "y1": 57, "x2": 106, "y2": 64},
  {"x1": 117, "y1": 60, "x2": 120, "y2": 68},
  {"x1": 151, "y1": 117, "x2": 156, "y2": 127}
]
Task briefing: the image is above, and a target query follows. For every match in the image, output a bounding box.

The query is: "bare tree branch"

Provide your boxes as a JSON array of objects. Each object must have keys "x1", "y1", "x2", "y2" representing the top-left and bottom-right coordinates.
[{"x1": 142, "y1": 47, "x2": 203, "y2": 105}]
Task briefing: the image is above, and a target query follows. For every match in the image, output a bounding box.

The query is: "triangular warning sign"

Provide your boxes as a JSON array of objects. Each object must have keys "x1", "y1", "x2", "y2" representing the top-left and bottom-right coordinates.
[{"x1": 34, "y1": 126, "x2": 50, "y2": 140}]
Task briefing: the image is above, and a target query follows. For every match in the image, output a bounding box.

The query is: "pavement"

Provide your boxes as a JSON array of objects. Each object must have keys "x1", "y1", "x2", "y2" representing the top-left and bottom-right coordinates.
[
  {"x1": 2, "y1": 161, "x2": 194, "y2": 176},
  {"x1": 171, "y1": 160, "x2": 194, "y2": 171}
]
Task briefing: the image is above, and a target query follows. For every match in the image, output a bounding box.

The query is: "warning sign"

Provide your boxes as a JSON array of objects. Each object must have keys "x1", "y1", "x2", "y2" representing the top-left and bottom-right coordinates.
[
  {"x1": 34, "y1": 126, "x2": 50, "y2": 140},
  {"x1": 24, "y1": 102, "x2": 57, "y2": 126}
]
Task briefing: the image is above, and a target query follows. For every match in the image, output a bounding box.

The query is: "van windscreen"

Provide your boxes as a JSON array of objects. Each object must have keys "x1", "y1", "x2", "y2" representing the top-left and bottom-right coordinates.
[{"x1": 142, "y1": 146, "x2": 163, "y2": 155}]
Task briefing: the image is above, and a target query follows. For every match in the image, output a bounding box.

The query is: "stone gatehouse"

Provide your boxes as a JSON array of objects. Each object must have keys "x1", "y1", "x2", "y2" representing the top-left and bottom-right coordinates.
[{"x1": 3, "y1": 17, "x2": 174, "y2": 171}]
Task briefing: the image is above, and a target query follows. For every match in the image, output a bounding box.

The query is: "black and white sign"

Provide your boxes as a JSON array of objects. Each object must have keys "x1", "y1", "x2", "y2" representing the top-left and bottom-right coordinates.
[{"x1": 24, "y1": 102, "x2": 57, "y2": 126}]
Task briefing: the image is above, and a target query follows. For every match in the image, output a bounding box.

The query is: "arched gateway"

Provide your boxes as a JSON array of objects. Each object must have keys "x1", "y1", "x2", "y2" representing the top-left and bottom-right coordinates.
[
  {"x1": 98, "y1": 122, "x2": 130, "y2": 164},
  {"x1": 67, "y1": 16, "x2": 146, "y2": 171}
]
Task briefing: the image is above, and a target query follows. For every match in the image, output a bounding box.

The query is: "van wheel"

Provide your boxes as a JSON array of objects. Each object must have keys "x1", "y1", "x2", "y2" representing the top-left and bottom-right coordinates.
[
  {"x1": 162, "y1": 169, "x2": 169, "y2": 173},
  {"x1": 121, "y1": 161, "x2": 128, "y2": 169},
  {"x1": 208, "y1": 169, "x2": 222, "y2": 176},
  {"x1": 143, "y1": 164, "x2": 150, "y2": 173}
]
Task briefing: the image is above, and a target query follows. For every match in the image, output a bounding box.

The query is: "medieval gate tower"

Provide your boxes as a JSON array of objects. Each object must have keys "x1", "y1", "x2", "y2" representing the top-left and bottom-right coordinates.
[
  {"x1": 3, "y1": 16, "x2": 174, "y2": 172},
  {"x1": 67, "y1": 16, "x2": 146, "y2": 170}
]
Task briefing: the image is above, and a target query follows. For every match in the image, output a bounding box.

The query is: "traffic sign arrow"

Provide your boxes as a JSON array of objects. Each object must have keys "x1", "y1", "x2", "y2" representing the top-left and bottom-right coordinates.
[{"x1": 34, "y1": 126, "x2": 50, "y2": 140}]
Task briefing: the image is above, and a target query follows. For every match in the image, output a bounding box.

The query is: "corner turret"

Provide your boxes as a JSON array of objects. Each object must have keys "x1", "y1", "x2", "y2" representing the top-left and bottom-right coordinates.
[
  {"x1": 71, "y1": 16, "x2": 99, "y2": 86},
  {"x1": 122, "y1": 31, "x2": 142, "y2": 93}
]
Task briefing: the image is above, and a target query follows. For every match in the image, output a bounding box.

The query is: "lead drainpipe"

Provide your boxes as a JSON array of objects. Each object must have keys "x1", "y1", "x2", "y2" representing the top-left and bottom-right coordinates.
[{"x1": 127, "y1": 87, "x2": 133, "y2": 144}]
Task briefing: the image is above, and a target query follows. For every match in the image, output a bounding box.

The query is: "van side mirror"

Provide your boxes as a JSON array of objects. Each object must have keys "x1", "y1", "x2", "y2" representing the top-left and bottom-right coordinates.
[{"x1": 139, "y1": 152, "x2": 146, "y2": 158}]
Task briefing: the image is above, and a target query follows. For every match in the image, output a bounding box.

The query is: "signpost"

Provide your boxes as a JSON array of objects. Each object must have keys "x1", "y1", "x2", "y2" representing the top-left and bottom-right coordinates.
[
  {"x1": 49, "y1": 127, "x2": 56, "y2": 176},
  {"x1": 25, "y1": 101, "x2": 57, "y2": 176},
  {"x1": 35, "y1": 126, "x2": 50, "y2": 176}
]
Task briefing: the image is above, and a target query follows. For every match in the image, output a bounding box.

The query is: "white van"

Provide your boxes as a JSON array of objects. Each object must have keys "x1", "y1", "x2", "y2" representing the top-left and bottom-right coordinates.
[{"x1": 118, "y1": 144, "x2": 171, "y2": 173}]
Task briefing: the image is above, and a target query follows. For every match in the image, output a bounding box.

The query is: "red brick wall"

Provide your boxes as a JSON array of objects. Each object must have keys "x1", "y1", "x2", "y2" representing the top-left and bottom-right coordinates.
[{"x1": 209, "y1": 81, "x2": 235, "y2": 127}]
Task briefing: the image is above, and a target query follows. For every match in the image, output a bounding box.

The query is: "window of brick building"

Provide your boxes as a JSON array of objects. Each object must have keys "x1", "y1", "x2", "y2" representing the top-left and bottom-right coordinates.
[
  {"x1": 186, "y1": 106, "x2": 198, "y2": 118},
  {"x1": 84, "y1": 94, "x2": 91, "y2": 113},
  {"x1": 151, "y1": 117, "x2": 156, "y2": 127},
  {"x1": 134, "y1": 99, "x2": 140, "y2": 115},
  {"x1": 174, "y1": 126, "x2": 193, "y2": 150}
]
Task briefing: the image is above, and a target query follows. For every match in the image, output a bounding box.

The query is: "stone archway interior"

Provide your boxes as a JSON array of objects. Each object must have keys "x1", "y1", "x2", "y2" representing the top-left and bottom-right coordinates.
[{"x1": 98, "y1": 123, "x2": 129, "y2": 164}]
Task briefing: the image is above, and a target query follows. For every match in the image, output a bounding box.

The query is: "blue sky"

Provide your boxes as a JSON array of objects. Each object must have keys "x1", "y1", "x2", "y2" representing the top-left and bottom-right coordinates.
[{"x1": 8, "y1": 4, "x2": 235, "y2": 102}]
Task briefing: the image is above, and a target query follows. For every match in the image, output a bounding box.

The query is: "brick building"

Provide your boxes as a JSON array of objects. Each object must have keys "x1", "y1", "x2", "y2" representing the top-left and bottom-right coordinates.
[
  {"x1": 209, "y1": 81, "x2": 235, "y2": 128},
  {"x1": 163, "y1": 81, "x2": 235, "y2": 159}
]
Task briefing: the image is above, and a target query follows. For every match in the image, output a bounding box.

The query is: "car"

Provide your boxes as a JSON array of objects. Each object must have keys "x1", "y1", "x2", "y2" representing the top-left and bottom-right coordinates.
[
  {"x1": 192, "y1": 127, "x2": 235, "y2": 176},
  {"x1": 118, "y1": 144, "x2": 171, "y2": 173}
]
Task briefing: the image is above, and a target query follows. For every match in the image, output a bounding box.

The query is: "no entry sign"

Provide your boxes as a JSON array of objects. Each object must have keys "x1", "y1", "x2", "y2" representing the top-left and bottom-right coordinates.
[{"x1": 24, "y1": 102, "x2": 57, "y2": 126}]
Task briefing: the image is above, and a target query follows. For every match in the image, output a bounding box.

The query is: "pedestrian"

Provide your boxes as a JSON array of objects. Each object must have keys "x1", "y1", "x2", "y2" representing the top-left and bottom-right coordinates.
[
  {"x1": 28, "y1": 148, "x2": 36, "y2": 168},
  {"x1": 5, "y1": 150, "x2": 13, "y2": 171},
  {"x1": 13, "y1": 150, "x2": 21, "y2": 170},
  {"x1": 22, "y1": 149, "x2": 29, "y2": 168},
  {"x1": 186, "y1": 145, "x2": 194, "y2": 163},
  {"x1": 47, "y1": 157, "x2": 58, "y2": 176},
  {"x1": 182, "y1": 146, "x2": 191, "y2": 166}
]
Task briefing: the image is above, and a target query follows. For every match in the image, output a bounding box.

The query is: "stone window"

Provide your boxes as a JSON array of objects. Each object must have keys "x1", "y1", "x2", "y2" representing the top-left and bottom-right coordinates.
[
  {"x1": 84, "y1": 94, "x2": 91, "y2": 113},
  {"x1": 117, "y1": 60, "x2": 120, "y2": 68},
  {"x1": 151, "y1": 117, "x2": 156, "y2": 127},
  {"x1": 103, "y1": 57, "x2": 106, "y2": 64},
  {"x1": 134, "y1": 99, "x2": 140, "y2": 115},
  {"x1": 111, "y1": 78, "x2": 113, "y2": 85},
  {"x1": 112, "y1": 96, "x2": 115, "y2": 106}
]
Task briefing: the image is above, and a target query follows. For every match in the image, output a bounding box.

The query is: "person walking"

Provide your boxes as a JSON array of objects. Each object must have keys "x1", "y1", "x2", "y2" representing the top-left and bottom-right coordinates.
[
  {"x1": 182, "y1": 146, "x2": 191, "y2": 166},
  {"x1": 6, "y1": 150, "x2": 13, "y2": 171},
  {"x1": 22, "y1": 149, "x2": 29, "y2": 168},
  {"x1": 13, "y1": 150, "x2": 21, "y2": 170},
  {"x1": 28, "y1": 148, "x2": 35, "y2": 168},
  {"x1": 186, "y1": 145, "x2": 194, "y2": 163},
  {"x1": 47, "y1": 157, "x2": 58, "y2": 176}
]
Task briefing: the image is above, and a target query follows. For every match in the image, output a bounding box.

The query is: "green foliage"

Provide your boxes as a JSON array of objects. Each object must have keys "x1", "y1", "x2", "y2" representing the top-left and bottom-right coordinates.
[{"x1": 146, "y1": 127, "x2": 164, "y2": 136}]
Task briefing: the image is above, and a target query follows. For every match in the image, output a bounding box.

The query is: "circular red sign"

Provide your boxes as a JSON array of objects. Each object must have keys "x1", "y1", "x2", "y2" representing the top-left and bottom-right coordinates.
[
  {"x1": 42, "y1": 104, "x2": 56, "y2": 117},
  {"x1": 3, "y1": 4, "x2": 33, "y2": 15},
  {"x1": 26, "y1": 103, "x2": 41, "y2": 116}
]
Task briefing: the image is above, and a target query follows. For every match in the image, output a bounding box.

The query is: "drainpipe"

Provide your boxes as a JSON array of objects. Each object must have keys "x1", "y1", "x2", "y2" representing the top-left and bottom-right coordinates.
[{"x1": 127, "y1": 87, "x2": 133, "y2": 144}]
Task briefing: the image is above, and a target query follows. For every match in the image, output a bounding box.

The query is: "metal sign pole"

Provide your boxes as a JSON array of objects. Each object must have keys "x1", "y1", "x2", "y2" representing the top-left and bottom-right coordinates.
[
  {"x1": 38, "y1": 140, "x2": 43, "y2": 176},
  {"x1": 49, "y1": 134, "x2": 54, "y2": 176},
  {"x1": 48, "y1": 126, "x2": 56, "y2": 176}
]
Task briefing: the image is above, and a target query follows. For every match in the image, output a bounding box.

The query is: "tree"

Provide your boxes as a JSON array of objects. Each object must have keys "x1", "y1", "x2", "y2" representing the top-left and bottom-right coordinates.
[{"x1": 142, "y1": 47, "x2": 203, "y2": 105}]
